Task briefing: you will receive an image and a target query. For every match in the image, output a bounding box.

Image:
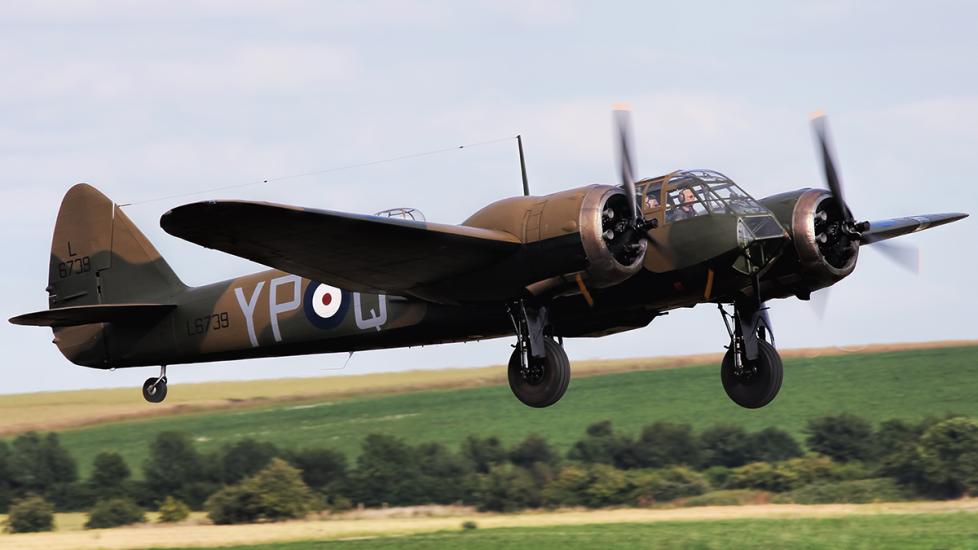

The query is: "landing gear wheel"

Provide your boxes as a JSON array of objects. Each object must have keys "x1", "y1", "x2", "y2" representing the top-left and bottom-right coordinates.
[
  {"x1": 508, "y1": 338, "x2": 570, "y2": 408},
  {"x1": 142, "y1": 377, "x2": 168, "y2": 403},
  {"x1": 721, "y1": 340, "x2": 782, "y2": 409}
]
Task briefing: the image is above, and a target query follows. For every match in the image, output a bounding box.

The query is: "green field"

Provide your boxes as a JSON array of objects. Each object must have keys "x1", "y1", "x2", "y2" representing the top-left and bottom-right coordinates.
[
  {"x1": 46, "y1": 345, "x2": 978, "y2": 477},
  {"x1": 164, "y1": 514, "x2": 978, "y2": 550}
]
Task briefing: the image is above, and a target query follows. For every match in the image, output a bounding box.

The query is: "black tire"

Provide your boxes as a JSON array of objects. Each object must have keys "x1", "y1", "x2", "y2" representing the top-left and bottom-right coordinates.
[
  {"x1": 508, "y1": 338, "x2": 570, "y2": 408},
  {"x1": 142, "y1": 377, "x2": 168, "y2": 403},
  {"x1": 721, "y1": 340, "x2": 782, "y2": 409}
]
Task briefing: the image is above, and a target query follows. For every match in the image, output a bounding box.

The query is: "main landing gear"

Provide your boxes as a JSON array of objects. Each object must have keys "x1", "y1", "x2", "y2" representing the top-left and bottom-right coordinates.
[
  {"x1": 506, "y1": 302, "x2": 570, "y2": 408},
  {"x1": 142, "y1": 365, "x2": 168, "y2": 403},
  {"x1": 718, "y1": 296, "x2": 783, "y2": 409}
]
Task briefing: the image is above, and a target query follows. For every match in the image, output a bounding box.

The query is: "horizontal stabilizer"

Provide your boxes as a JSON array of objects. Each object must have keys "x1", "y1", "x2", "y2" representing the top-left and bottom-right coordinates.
[
  {"x1": 861, "y1": 212, "x2": 968, "y2": 244},
  {"x1": 9, "y1": 303, "x2": 175, "y2": 327}
]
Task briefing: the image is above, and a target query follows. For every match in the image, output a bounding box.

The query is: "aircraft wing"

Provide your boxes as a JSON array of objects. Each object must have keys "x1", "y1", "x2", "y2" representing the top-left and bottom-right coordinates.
[
  {"x1": 860, "y1": 212, "x2": 968, "y2": 244},
  {"x1": 160, "y1": 201, "x2": 523, "y2": 299}
]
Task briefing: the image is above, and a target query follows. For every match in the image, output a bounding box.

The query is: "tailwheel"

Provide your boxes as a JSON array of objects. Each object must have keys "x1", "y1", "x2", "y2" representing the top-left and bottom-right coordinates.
[
  {"x1": 508, "y1": 338, "x2": 570, "y2": 408},
  {"x1": 721, "y1": 339, "x2": 783, "y2": 409},
  {"x1": 142, "y1": 365, "x2": 168, "y2": 403}
]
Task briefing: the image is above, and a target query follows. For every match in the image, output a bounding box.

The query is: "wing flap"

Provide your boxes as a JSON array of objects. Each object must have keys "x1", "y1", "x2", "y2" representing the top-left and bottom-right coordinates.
[
  {"x1": 9, "y1": 303, "x2": 176, "y2": 327},
  {"x1": 160, "y1": 201, "x2": 522, "y2": 296}
]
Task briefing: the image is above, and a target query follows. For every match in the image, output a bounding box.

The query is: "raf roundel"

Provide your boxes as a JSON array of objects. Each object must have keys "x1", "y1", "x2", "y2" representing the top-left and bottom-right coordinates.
[{"x1": 303, "y1": 282, "x2": 349, "y2": 329}]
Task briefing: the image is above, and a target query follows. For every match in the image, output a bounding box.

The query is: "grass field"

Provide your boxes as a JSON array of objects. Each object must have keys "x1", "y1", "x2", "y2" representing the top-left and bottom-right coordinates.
[
  {"x1": 2, "y1": 500, "x2": 977, "y2": 550},
  {"x1": 168, "y1": 514, "x2": 978, "y2": 550},
  {"x1": 28, "y1": 344, "x2": 978, "y2": 478}
]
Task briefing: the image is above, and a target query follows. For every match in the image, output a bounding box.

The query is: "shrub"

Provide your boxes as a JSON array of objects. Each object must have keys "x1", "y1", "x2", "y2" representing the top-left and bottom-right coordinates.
[
  {"x1": 157, "y1": 496, "x2": 190, "y2": 523},
  {"x1": 461, "y1": 435, "x2": 507, "y2": 474},
  {"x1": 805, "y1": 414, "x2": 874, "y2": 462},
  {"x1": 89, "y1": 452, "x2": 131, "y2": 500},
  {"x1": 219, "y1": 439, "x2": 280, "y2": 484},
  {"x1": 246, "y1": 458, "x2": 316, "y2": 520},
  {"x1": 475, "y1": 465, "x2": 540, "y2": 512},
  {"x1": 632, "y1": 422, "x2": 701, "y2": 468},
  {"x1": 543, "y1": 465, "x2": 590, "y2": 507},
  {"x1": 699, "y1": 425, "x2": 754, "y2": 468},
  {"x1": 85, "y1": 498, "x2": 145, "y2": 529},
  {"x1": 773, "y1": 478, "x2": 908, "y2": 504},
  {"x1": 748, "y1": 427, "x2": 803, "y2": 462},
  {"x1": 285, "y1": 447, "x2": 348, "y2": 496},
  {"x1": 205, "y1": 485, "x2": 259, "y2": 525},
  {"x1": 636, "y1": 466, "x2": 710, "y2": 502},
  {"x1": 350, "y1": 434, "x2": 419, "y2": 507},
  {"x1": 509, "y1": 434, "x2": 560, "y2": 469},
  {"x1": 461, "y1": 520, "x2": 478, "y2": 530},
  {"x1": 727, "y1": 462, "x2": 799, "y2": 493},
  {"x1": 205, "y1": 458, "x2": 315, "y2": 525},
  {"x1": 8, "y1": 432, "x2": 78, "y2": 497},
  {"x1": 142, "y1": 432, "x2": 207, "y2": 506},
  {"x1": 917, "y1": 417, "x2": 978, "y2": 497},
  {"x1": 581, "y1": 464, "x2": 631, "y2": 508},
  {"x1": 776, "y1": 456, "x2": 843, "y2": 486},
  {"x1": 567, "y1": 421, "x2": 634, "y2": 469},
  {"x1": 4, "y1": 495, "x2": 54, "y2": 533}
]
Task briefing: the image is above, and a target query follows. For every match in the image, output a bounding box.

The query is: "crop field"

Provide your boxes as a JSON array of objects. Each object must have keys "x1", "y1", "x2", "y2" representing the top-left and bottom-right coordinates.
[
  {"x1": 2, "y1": 500, "x2": 977, "y2": 550},
  {"x1": 16, "y1": 343, "x2": 977, "y2": 478}
]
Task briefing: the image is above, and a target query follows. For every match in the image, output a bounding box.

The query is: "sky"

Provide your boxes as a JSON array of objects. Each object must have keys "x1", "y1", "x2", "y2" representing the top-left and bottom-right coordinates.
[{"x1": 1, "y1": 1, "x2": 976, "y2": 395}]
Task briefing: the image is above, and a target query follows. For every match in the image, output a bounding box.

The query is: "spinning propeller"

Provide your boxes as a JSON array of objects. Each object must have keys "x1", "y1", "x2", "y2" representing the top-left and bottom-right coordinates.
[{"x1": 807, "y1": 112, "x2": 967, "y2": 316}]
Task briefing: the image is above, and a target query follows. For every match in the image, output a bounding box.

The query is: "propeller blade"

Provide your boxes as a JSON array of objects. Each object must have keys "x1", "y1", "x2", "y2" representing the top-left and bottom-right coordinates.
[
  {"x1": 614, "y1": 106, "x2": 639, "y2": 223},
  {"x1": 810, "y1": 112, "x2": 853, "y2": 223},
  {"x1": 867, "y1": 241, "x2": 920, "y2": 274},
  {"x1": 809, "y1": 288, "x2": 830, "y2": 321}
]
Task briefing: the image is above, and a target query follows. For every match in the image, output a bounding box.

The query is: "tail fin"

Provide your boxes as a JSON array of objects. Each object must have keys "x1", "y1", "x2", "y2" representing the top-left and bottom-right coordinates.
[
  {"x1": 48, "y1": 183, "x2": 186, "y2": 307},
  {"x1": 21, "y1": 184, "x2": 186, "y2": 367}
]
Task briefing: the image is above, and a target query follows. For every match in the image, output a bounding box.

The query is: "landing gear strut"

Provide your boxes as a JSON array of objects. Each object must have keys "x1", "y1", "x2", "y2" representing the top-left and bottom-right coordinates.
[
  {"x1": 506, "y1": 302, "x2": 570, "y2": 408},
  {"x1": 718, "y1": 294, "x2": 782, "y2": 409},
  {"x1": 142, "y1": 365, "x2": 168, "y2": 403}
]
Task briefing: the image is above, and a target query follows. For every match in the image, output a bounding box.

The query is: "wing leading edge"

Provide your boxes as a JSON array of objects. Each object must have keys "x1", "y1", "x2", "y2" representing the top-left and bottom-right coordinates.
[{"x1": 160, "y1": 201, "x2": 523, "y2": 301}]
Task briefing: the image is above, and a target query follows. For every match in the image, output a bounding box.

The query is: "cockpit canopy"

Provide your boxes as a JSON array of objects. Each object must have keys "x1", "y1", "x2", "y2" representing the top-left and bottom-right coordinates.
[{"x1": 636, "y1": 169, "x2": 768, "y2": 222}]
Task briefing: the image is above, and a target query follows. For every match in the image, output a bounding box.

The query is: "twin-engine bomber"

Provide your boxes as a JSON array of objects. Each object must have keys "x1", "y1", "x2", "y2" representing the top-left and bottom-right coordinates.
[{"x1": 10, "y1": 111, "x2": 967, "y2": 409}]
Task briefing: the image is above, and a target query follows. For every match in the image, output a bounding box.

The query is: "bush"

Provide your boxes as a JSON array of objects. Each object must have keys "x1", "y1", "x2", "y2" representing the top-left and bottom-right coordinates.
[
  {"x1": 805, "y1": 414, "x2": 874, "y2": 462},
  {"x1": 567, "y1": 421, "x2": 634, "y2": 469},
  {"x1": 4, "y1": 495, "x2": 54, "y2": 533},
  {"x1": 748, "y1": 427, "x2": 803, "y2": 462},
  {"x1": 219, "y1": 439, "x2": 280, "y2": 484},
  {"x1": 773, "y1": 478, "x2": 908, "y2": 504},
  {"x1": 205, "y1": 485, "x2": 260, "y2": 525},
  {"x1": 205, "y1": 458, "x2": 315, "y2": 525},
  {"x1": 85, "y1": 498, "x2": 145, "y2": 529},
  {"x1": 509, "y1": 434, "x2": 560, "y2": 469},
  {"x1": 285, "y1": 447, "x2": 348, "y2": 496},
  {"x1": 89, "y1": 452, "x2": 131, "y2": 501},
  {"x1": 158, "y1": 496, "x2": 190, "y2": 523},
  {"x1": 631, "y1": 422, "x2": 700, "y2": 468},
  {"x1": 475, "y1": 465, "x2": 540, "y2": 512},
  {"x1": 630, "y1": 466, "x2": 709, "y2": 505},
  {"x1": 699, "y1": 425, "x2": 754, "y2": 468},
  {"x1": 727, "y1": 462, "x2": 799, "y2": 493},
  {"x1": 461, "y1": 520, "x2": 478, "y2": 530},
  {"x1": 142, "y1": 432, "x2": 208, "y2": 507},
  {"x1": 917, "y1": 417, "x2": 978, "y2": 497},
  {"x1": 461, "y1": 435, "x2": 508, "y2": 474},
  {"x1": 776, "y1": 456, "x2": 844, "y2": 486},
  {"x1": 8, "y1": 432, "x2": 78, "y2": 500}
]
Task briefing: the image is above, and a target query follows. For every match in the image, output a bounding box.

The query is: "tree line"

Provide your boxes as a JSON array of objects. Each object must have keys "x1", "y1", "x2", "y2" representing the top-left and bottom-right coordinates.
[{"x1": 3, "y1": 413, "x2": 978, "y2": 532}]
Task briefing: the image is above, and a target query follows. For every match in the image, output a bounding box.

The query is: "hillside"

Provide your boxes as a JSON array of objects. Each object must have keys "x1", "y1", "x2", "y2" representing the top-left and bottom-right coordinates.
[{"x1": 17, "y1": 343, "x2": 975, "y2": 478}]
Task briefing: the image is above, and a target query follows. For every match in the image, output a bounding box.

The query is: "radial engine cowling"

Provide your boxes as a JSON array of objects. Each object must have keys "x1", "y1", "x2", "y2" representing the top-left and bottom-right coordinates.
[
  {"x1": 462, "y1": 184, "x2": 647, "y2": 294},
  {"x1": 763, "y1": 188, "x2": 858, "y2": 296}
]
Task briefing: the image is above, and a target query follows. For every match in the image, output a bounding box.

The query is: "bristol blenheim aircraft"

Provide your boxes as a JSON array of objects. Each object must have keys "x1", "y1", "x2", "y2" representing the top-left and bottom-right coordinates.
[{"x1": 10, "y1": 111, "x2": 967, "y2": 409}]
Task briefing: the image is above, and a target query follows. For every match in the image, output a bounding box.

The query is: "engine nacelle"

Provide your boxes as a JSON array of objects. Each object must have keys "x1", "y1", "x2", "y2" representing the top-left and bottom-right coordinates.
[
  {"x1": 463, "y1": 184, "x2": 647, "y2": 293},
  {"x1": 761, "y1": 188, "x2": 858, "y2": 296}
]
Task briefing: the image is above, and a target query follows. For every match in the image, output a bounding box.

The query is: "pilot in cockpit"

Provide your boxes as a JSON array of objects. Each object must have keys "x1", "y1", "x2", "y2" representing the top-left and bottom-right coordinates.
[{"x1": 673, "y1": 187, "x2": 698, "y2": 220}]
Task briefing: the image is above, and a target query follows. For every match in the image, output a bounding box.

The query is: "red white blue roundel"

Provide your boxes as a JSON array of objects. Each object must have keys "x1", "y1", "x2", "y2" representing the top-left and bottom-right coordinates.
[{"x1": 303, "y1": 282, "x2": 349, "y2": 329}]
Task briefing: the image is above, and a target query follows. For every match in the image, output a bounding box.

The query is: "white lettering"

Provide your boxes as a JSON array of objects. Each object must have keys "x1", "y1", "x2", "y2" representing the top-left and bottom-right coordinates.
[
  {"x1": 354, "y1": 293, "x2": 387, "y2": 332},
  {"x1": 269, "y1": 274, "x2": 302, "y2": 342},
  {"x1": 234, "y1": 281, "x2": 265, "y2": 348}
]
